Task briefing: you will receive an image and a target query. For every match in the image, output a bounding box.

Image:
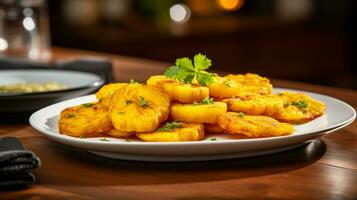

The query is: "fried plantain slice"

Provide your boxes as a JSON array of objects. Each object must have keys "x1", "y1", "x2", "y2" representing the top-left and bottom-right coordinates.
[
  {"x1": 136, "y1": 122, "x2": 205, "y2": 142},
  {"x1": 170, "y1": 101, "x2": 227, "y2": 124},
  {"x1": 109, "y1": 84, "x2": 170, "y2": 132},
  {"x1": 204, "y1": 123, "x2": 224, "y2": 134},
  {"x1": 218, "y1": 112, "x2": 294, "y2": 138},
  {"x1": 208, "y1": 73, "x2": 272, "y2": 99},
  {"x1": 223, "y1": 94, "x2": 284, "y2": 116},
  {"x1": 147, "y1": 75, "x2": 209, "y2": 103},
  {"x1": 272, "y1": 91, "x2": 326, "y2": 124},
  {"x1": 96, "y1": 83, "x2": 127, "y2": 101},
  {"x1": 59, "y1": 101, "x2": 112, "y2": 138}
]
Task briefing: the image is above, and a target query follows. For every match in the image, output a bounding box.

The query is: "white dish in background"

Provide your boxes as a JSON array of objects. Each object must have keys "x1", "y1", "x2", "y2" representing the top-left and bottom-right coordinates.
[
  {"x1": 29, "y1": 88, "x2": 356, "y2": 161},
  {"x1": 0, "y1": 69, "x2": 104, "y2": 117},
  {"x1": 0, "y1": 69, "x2": 102, "y2": 96}
]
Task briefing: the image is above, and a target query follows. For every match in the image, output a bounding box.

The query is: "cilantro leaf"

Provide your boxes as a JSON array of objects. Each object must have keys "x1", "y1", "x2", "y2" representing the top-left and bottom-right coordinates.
[
  {"x1": 164, "y1": 66, "x2": 180, "y2": 77},
  {"x1": 164, "y1": 53, "x2": 215, "y2": 86},
  {"x1": 175, "y1": 57, "x2": 194, "y2": 71},
  {"x1": 194, "y1": 53, "x2": 211, "y2": 71},
  {"x1": 196, "y1": 72, "x2": 214, "y2": 86}
]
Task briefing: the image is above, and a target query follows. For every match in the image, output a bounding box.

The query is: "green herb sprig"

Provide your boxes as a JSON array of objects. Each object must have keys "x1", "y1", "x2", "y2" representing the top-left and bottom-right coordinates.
[{"x1": 164, "y1": 53, "x2": 214, "y2": 86}]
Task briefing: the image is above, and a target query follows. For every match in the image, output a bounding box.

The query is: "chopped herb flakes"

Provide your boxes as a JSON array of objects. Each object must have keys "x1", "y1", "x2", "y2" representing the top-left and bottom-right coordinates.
[
  {"x1": 210, "y1": 138, "x2": 217, "y2": 141},
  {"x1": 138, "y1": 96, "x2": 149, "y2": 107},
  {"x1": 159, "y1": 121, "x2": 183, "y2": 131},
  {"x1": 237, "y1": 112, "x2": 245, "y2": 117},
  {"x1": 223, "y1": 80, "x2": 232, "y2": 88},
  {"x1": 100, "y1": 138, "x2": 110, "y2": 142},
  {"x1": 66, "y1": 113, "x2": 76, "y2": 118},
  {"x1": 126, "y1": 100, "x2": 133, "y2": 105},
  {"x1": 291, "y1": 101, "x2": 308, "y2": 109},
  {"x1": 81, "y1": 103, "x2": 94, "y2": 108},
  {"x1": 129, "y1": 79, "x2": 138, "y2": 84},
  {"x1": 193, "y1": 97, "x2": 214, "y2": 105}
]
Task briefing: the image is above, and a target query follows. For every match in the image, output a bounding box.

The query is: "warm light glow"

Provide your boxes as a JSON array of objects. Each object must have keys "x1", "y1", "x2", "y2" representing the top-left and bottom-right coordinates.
[
  {"x1": 0, "y1": 38, "x2": 8, "y2": 51},
  {"x1": 169, "y1": 4, "x2": 191, "y2": 23},
  {"x1": 23, "y1": 17, "x2": 36, "y2": 31},
  {"x1": 217, "y1": 0, "x2": 244, "y2": 11}
]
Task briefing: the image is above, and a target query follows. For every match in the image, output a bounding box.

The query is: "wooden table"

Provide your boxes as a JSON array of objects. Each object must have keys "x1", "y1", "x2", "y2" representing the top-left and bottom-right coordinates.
[{"x1": 1, "y1": 48, "x2": 357, "y2": 200}]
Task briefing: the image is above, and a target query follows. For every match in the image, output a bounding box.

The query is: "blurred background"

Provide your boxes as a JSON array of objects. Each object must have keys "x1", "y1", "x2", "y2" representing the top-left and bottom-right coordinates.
[{"x1": 48, "y1": 0, "x2": 355, "y2": 89}]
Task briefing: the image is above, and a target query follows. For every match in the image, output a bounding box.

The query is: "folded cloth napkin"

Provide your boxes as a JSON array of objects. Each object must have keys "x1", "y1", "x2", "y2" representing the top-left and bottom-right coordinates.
[
  {"x1": 0, "y1": 57, "x2": 114, "y2": 83},
  {"x1": 0, "y1": 137, "x2": 40, "y2": 190}
]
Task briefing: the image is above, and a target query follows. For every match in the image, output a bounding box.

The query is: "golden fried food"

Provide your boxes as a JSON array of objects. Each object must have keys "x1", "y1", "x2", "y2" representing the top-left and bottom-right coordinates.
[
  {"x1": 204, "y1": 123, "x2": 224, "y2": 134},
  {"x1": 272, "y1": 92, "x2": 326, "y2": 124},
  {"x1": 109, "y1": 84, "x2": 170, "y2": 132},
  {"x1": 218, "y1": 112, "x2": 294, "y2": 137},
  {"x1": 105, "y1": 129, "x2": 135, "y2": 138},
  {"x1": 96, "y1": 83, "x2": 127, "y2": 101},
  {"x1": 59, "y1": 101, "x2": 113, "y2": 138},
  {"x1": 147, "y1": 75, "x2": 209, "y2": 103},
  {"x1": 223, "y1": 94, "x2": 284, "y2": 116},
  {"x1": 170, "y1": 101, "x2": 227, "y2": 124},
  {"x1": 136, "y1": 122, "x2": 205, "y2": 142},
  {"x1": 208, "y1": 73, "x2": 272, "y2": 98}
]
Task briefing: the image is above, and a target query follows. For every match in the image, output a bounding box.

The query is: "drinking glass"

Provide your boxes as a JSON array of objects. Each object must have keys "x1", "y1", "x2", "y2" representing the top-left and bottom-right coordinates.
[{"x1": 0, "y1": 0, "x2": 51, "y2": 61}]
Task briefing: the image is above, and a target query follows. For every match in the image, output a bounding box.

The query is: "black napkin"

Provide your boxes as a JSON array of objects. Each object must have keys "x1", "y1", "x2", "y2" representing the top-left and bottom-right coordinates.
[
  {"x1": 0, "y1": 137, "x2": 40, "y2": 190},
  {"x1": 0, "y1": 57, "x2": 114, "y2": 83}
]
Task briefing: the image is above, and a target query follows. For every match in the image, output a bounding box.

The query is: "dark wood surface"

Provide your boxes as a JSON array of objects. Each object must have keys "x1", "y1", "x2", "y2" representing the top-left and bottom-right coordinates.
[{"x1": 1, "y1": 48, "x2": 357, "y2": 200}]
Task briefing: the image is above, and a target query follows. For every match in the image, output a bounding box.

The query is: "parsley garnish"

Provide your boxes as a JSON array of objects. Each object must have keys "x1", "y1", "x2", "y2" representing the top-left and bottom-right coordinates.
[
  {"x1": 158, "y1": 121, "x2": 183, "y2": 131},
  {"x1": 193, "y1": 97, "x2": 214, "y2": 105},
  {"x1": 79, "y1": 134, "x2": 84, "y2": 139},
  {"x1": 66, "y1": 113, "x2": 76, "y2": 118},
  {"x1": 126, "y1": 100, "x2": 132, "y2": 105},
  {"x1": 100, "y1": 138, "x2": 110, "y2": 142},
  {"x1": 125, "y1": 139, "x2": 132, "y2": 142},
  {"x1": 138, "y1": 96, "x2": 149, "y2": 108},
  {"x1": 129, "y1": 79, "x2": 138, "y2": 84},
  {"x1": 291, "y1": 101, "x2": 308, "y2": 109},
  {"x1": 210, "y1": 138, "x2": 217, "y2": 141},
  {"x1": 164, "y1": 53, "x2": 214, "y2": 86},
  {"x1": 82, "y1": 103, "x2": 94, "y2": 108}
]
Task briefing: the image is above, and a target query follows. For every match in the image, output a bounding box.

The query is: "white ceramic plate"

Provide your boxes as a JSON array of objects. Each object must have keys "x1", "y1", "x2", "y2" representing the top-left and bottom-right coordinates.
[{"x1": 29, "y1": 88, "x2": 356, "y2": 161}]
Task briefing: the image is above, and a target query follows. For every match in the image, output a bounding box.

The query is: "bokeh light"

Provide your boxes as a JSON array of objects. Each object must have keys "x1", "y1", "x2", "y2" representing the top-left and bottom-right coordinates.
[
  {"x1": 23, "y1": 17, "x2": 36, "y2": 31},
  {"x1": 0, "y1": 38, "x2": 8, "y2": 51},
  {"x1": 169, "y1": 4, "x2": 191, "y2": 23},
  {"x1": 217, "y1": 0, "x2": 244, "y2": 11}
]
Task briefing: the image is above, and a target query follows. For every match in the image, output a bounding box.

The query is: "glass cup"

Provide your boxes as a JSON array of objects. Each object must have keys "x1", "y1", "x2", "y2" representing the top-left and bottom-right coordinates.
[{"x1": 0, "y1": 0, "x2": 51, "y2": 61}]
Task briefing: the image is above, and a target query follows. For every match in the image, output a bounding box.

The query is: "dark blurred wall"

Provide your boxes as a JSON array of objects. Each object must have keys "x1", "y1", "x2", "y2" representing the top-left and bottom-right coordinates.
[{"x1": 48, "y1": 0, "x2": 356, "y2": 89}]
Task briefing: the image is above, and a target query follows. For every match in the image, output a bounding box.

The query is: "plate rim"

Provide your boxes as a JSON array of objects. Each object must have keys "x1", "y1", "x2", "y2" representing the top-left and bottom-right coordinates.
[{"x1": 29, "y1": 87, "x2": 356, "y2": 146}]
